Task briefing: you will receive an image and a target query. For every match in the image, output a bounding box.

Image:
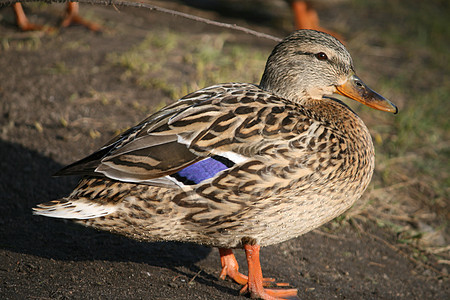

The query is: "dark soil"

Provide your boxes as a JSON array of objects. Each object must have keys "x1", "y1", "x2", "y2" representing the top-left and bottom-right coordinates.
[{"x1": 0, "y1": 2, "x2": 448, "y2": 299}]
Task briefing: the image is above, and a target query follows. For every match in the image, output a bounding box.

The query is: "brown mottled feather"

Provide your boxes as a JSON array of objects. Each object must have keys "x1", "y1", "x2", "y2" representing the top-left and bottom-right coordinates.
[{"x1": 35, "y1": 30, "x2": 394, "y2": 250}]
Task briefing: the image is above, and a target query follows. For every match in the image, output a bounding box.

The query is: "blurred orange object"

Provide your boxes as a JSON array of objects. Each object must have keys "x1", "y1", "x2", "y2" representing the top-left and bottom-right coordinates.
[
  {"x1": 13, "y1": 2, "x2": 100, "y2": 32},
  {"x1": 291, "y1": 0, "x2": 343, "y2": 41}
]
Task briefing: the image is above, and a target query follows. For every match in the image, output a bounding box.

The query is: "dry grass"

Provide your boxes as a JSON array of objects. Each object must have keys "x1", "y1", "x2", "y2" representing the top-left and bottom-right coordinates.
[
  {"x1": 107, "y1": 29, "x2": 267, "y2": 102},
  {"x1": 341, "y1": 0, "x2": 450, "y2": 270}
]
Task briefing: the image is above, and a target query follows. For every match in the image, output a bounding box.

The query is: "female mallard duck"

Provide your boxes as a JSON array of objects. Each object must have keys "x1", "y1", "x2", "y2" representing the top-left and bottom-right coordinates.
[{"x1": 34, "y1": 30, "x2": 397, "y2": 299}]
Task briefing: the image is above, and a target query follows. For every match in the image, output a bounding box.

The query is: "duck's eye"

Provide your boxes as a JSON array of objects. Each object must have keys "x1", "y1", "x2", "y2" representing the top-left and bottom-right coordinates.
[{"x1": 315, "y1": 52, "x2": 328, "y2": 61}]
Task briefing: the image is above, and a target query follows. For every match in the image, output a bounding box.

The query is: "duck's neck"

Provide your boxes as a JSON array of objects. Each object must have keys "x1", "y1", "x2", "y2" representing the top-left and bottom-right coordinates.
[
  {"x1": 301, "y1": 97, "x2": 370, "y2": 140},
  {"x1": 259, "y1": 77, "x2": 336, "y2": 104}
]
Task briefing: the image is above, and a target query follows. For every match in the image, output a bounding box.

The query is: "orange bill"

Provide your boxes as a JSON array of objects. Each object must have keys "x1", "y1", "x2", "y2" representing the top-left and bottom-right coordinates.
[{"x1": 336, "y1": 74, "x2": 398, "y2": 114}]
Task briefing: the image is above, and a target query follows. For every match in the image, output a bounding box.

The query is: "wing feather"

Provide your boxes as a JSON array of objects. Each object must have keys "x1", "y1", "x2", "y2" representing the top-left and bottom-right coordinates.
[{"x1": 54, "y1": 83, "x2": 302, "y2": 188}]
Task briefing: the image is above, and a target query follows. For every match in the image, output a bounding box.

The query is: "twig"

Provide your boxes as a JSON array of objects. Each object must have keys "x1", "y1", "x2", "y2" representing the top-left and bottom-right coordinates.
[
  {"x1": 427, "y1": 245, "x2": 450, "y2": 255},
  {"x1": 437, "y1": 259, "x2": 450, "y2": 265},
  {"x1": 0, "y1": 0, "x2": 282, "y2": 42},
  {"x1": 111, "y1": 2, "x2": 119, "y2": 12},
  {"x1": 188, "y1": 269, "x2": 202, "y2": 285},
  {"x1": 368, "y1": 261, "x2": 385, "y2": 268}
]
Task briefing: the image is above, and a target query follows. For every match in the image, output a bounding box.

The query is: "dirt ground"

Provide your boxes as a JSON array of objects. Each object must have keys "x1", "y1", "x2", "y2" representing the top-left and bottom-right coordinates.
[{"x1": 0, "y1": 1, "x2": 448, "y2": 299}]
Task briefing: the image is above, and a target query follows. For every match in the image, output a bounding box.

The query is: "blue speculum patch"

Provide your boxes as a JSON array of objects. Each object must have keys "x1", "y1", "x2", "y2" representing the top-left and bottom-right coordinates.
[{"x1": 171, "y1": 155, "x2": 234, "y2": 185}]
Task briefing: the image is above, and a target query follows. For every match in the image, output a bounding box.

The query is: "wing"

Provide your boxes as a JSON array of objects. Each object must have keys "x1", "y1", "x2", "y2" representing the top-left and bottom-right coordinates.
[{"x1": 55, "y1": 83, "x2": 309, "y2": 188}]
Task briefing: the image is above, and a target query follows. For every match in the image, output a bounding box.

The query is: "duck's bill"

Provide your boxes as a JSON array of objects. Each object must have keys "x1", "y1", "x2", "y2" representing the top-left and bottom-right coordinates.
[{"x1": 335, "y1": 75, "x2": 398, "y2": 114}]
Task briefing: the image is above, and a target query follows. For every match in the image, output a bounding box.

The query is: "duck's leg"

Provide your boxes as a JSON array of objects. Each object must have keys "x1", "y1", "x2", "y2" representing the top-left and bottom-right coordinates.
[
  {"x1": 291, "y1": 0, "x2": 318, "y2": 30},
  {"x1": 61, "y1": 2, "x2": 101, "y2": 32},
  {"x1": 291, "y1": 1, "x2": 344, "y2": 42},
  {"x1": 13, "y1": 3, "x2": 45, "y2": 31},
  {"x1": 219, "y1": 248, "x2": 280, "y2": 286},
  {"x1": 219, "y1": 248, "x2": 250, "y2": 285},
  {"x1": 240, "y1": 244, "x2": 298, "y2": 300},
  {"x1": 219, "y1": 247, "x2": 297, "y2": 299}
]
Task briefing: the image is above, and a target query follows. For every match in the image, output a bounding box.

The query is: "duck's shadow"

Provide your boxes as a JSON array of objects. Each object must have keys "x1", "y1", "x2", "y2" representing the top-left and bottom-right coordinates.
[{"x1": 0, "y1": 140, "x2": 237, "y2": 295}]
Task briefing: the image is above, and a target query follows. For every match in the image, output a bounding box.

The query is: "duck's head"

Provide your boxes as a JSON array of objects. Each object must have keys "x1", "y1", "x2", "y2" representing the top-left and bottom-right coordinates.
[{"x1": 260, "y1": 30, "x2": 397, "y2": 114}]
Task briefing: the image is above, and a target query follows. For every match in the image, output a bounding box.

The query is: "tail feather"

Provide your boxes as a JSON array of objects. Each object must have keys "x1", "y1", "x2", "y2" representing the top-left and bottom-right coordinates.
[{"x1": 33, "y1": 199, "x2": 117, "y2": 220}]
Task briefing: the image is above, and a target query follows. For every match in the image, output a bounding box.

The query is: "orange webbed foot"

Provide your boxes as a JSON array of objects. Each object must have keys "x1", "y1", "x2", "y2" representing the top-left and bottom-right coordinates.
[
  {"x1": 219, "y1": 248, "x2": 282, "y2": 286},
  {"x1": 219, "y1": 246, "x2": 298, "y2": 299},
  {"x1": 219, "y1": 248, "x2": 249, "y2": 285},
  {"x1": 13, "y1": 3, "x2": 53, "y2": 32},
  {"x1": 240, "y1": 285, "x2": 299, "y2": 300},
  {"x1": 243, "y1": 244, "x2": 298, "y2": 299},
  {"x1": 61, "y1": 2, "x2": 101, "y2": 32}
]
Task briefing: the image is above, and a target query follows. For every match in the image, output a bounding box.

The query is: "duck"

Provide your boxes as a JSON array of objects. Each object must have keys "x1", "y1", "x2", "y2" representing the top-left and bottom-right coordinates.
[{"x1": 33, "y1": 29, "x2": 397, "y2": 299}]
